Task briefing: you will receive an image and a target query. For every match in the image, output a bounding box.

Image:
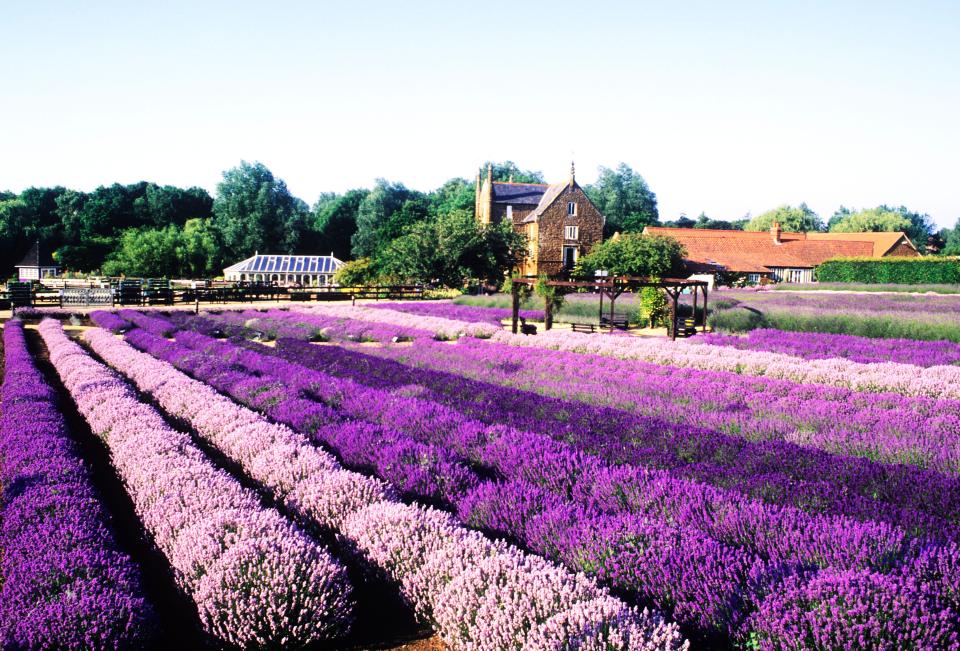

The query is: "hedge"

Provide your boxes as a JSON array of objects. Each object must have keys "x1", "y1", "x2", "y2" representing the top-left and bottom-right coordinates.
[{"x1": 815, "y1": 257, "x2": 960, "y2": 284}]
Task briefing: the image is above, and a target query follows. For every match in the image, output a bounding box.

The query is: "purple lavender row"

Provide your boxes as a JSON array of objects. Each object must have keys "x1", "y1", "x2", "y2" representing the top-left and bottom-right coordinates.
[
  {"x1": 0, "y1": 320, "x2": 155, "y2": 650},
  {"x1": 134, "y1": 325, "x2": 960, "y2": 648},
  {"x1": 88, "y1": 325, "x2": 684, "y2": 650},
  {"x1": 697, "y1": 328, "x2": 960, "y2": 367},
  {"x1": 38, "y1": 319, "x2": 354, "y2": 648},
  {"x1": 369, "y1": 300, "x2": 541, "y2": 326},
  {"x1": 270, "y1": 335, "x2": 960, "y2": 541}
]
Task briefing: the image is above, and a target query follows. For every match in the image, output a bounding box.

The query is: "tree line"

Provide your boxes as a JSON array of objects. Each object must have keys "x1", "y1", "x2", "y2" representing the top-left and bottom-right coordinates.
[{"x1": 2, "y1": 160, "x2": 958, "y2": 285}]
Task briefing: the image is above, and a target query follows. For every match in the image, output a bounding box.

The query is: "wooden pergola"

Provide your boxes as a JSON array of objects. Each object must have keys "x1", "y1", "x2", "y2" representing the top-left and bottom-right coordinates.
[{"x1": 510, "y1": 276, "x2": 709, "y2": 341}]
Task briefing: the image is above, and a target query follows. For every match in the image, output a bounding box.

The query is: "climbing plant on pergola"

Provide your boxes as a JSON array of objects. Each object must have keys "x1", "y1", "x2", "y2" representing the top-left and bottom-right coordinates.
[{"x1": 509, "y1": 275, "x2": 709, "y2": 341}]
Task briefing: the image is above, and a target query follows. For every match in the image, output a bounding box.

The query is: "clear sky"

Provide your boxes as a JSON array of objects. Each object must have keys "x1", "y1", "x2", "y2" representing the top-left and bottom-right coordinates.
[{"x1": 1, "y1": 1, "x2": 957, "y2": 228}]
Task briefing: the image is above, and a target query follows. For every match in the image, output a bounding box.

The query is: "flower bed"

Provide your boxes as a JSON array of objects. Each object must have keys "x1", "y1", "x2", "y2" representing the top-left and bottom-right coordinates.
[
  {"x1": 38, "y1": 319, "x2": 353, "y2": 648},
  {"x1": 83, "y1": 323, "x2": 684, "y2": 650},
  {"x1": 0, "y1": 320, "x2": 155, "y2": 650}
]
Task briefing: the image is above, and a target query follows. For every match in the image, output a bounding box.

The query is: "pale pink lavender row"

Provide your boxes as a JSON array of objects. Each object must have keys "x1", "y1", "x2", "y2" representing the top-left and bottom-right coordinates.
[
  {"x1": 38, "y1": 320, "x2": 354, "y2": 649},
  {"x1": 294, "y1": 303, "x2": 499, "y2": 339},
  {"x1": 369, "y1": 301, "x2": 541, "y2": 326},
  {"x1": 84, "y1": 325, "x2": 685, "y2": 650},
  {"x1": 697, "y1": 328, "x2": 960, "y2": 367},
  {"x1": 1, "y1": 320, "x2": 155, "y2": 650},
  {"x1": 493, "y1": 328, "x2": 960, "y2": 401},
  {"x1": 133, "y1": 323, "x2": 960, "y2": 648},
  {"x1": 359, "y1": 333, "x2": 960, "y2": 476}
]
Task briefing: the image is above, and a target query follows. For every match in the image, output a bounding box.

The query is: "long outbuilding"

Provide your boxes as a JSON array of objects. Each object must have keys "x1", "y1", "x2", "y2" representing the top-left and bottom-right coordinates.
[{"x1": 223, "y1": 253, "x2": 344, "y2": 286}]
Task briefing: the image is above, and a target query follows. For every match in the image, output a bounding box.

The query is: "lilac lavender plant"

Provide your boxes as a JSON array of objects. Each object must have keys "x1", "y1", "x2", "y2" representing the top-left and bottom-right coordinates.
[
  {"x1": 89, "y1": 310, "x2": 133, "y2": 333},
  {"x1": 123, "y1": 320, "x2": 960, "y2": 646},
  {"x1": 0, "y1": 320, "x2": 156, "y2": 650},
  {"x1": 369, "y1": 300, "x2": 541, "y2": 325},
  {"x1": 82, "y1": 324, "x2": 685, "y2": 649},
  {"x1": 38, "y1": 319, "x2": 354, "y2": 648},
  {"x1": 698, "y1": 328, "x2": 960, "y2": 367}
]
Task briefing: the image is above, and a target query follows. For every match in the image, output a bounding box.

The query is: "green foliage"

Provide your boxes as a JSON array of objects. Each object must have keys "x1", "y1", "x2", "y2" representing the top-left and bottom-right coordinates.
[
  {"x1": 303, "y1": 189, "x2": 368, "y2": 260},
  {"x1": 430, "y1": 178, "x2": 475, "y2": 216},
  {"x1": 480, "y1": 161, "x2": 545, "y2": 184},
  {"x1": 100, "y1": 218, "x2": 222, "y2": 278},
  {"x1": 375, "y1": 209, "x2": 526, "y2": 287},
  {"x1": 583, "y1": 163, "x2": 659, "y2": 236},
  {"x1": 828, "y1": 205, "x2": 935, "y2": 251},
  {"x1": 575, "y1": 233, "x2": 685, "y2": 278},
  {"x1": 639, "y1": 286, "x2": 668, "y2": 327},
  {"x1": 334, "y1": 258, "x2": 377, "y2": 286},
  {"x1": 815, "y1": 257, "x2": 960, "y2": 284},
  {"x1": 213, "y1": 161, "x2": 307, "y2": 260},
  {"x1": 660, "y1": 212, "x2": 747, "y2": 230},
  {"x1": 745, "y1": 203, "x2": 824, "y2": 233},
  {"x1": 943, "y1": 218, "x2": 960, "y2": 256},
  {"x1": 708, "y1": 307, "x2": 768, "y2": 333},
  {"x1": 350, "y1": 179, "x2": 423, "y2": 258}
]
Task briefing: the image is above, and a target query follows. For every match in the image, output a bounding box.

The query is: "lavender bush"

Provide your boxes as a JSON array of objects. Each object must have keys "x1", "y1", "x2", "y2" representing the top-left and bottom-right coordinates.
[
  {"x1": 369, "y1": 300, "x2": 541, "y2": 325},
  {"x1": 38, "y1": 319, "x2": 354, "y2": 648},
  {"x1": 697, "y1": 328, "x2": 960, "y2": 367},
  {"x1": 0, "y1": 319, "x2": 155, "y2": 650},
  {"x1": 121, "y1": 316, "x2": 960, "y2": 646},
  {"x1": 82, "y1": 323, "x2": 686, "y2": 649}
]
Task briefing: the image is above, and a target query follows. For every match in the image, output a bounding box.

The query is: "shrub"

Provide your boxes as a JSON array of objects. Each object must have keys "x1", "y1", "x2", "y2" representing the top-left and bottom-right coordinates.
[
  {"x1": 816, "y1": 257, "x2": 960, "y2": 284},
  {"x1": 708, "y1": 307, "x2": 767, "y2": 333}
]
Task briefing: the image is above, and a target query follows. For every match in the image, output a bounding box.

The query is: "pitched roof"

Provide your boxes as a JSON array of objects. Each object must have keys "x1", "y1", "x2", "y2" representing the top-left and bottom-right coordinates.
[
  {"x1": 643, "y1": 227, "x2": 911, "y2": 273},
  {"x1": 491, "y1": 182, "x2": 549, "y2": 205},
  {"x1": 15, "y1": 241, "x2": 58, "y2": 268},
  {"x1": 223, "y1": 254, "x2": 344, "y2": 275},
  {"x1": 805, "y1": 231, "x2": 914, "y2": 256},
  {"x1": 520, "y1": 183, "x2": 570, "y2": 223}
]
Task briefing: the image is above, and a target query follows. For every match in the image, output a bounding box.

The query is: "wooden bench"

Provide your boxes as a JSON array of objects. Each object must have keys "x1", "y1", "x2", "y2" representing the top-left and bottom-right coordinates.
[
  {"x1": 571, "y1": 323, "x2": 597, "y2": 334},
  {"x1": 675, "y1": 317, "x2": 698, "y2": 338},
  {"x1": 600, "y1": 315, "x2": 629, "y2": 330}
]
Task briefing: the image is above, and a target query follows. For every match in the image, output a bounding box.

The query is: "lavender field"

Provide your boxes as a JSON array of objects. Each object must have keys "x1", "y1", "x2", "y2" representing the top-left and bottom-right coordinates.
[{"x1": 4, "y1": 301, "x2": 960, "y2": 650}]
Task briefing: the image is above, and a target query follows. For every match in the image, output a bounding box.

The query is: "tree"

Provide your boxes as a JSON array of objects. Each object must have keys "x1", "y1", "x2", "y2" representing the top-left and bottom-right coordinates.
[
  {"x1": 430, "y1": 177, "x2": 475, "y2": 216},
  {"x1": 575, "y1": 233, "x2": 686, "y2": 278},
  {"x1": 745, "y1": 203, "x2": 824, "y2": 232},
  {"x1": 334, "y1": 258, "x2": 377, "y2": 285},
  {"x1": 302, "y1": 189, "x2": 368, "y2": 259},
  {"x1": 480, "y1": 161, "x2": 545, "y2": 184},
  {"x1": 350, "y1": 179, "x2": 418, "y2": 258},
  {"x1": 179, "y1": 218, "x2": 222, "y2": 277},
  {"x1": 828, "y1": 205, "x2": 935, "y2": 252},
  {"x1": 942, "y1": 218, "x2": 960, "y2": 256},
  {"x1": 213, "y1": 161, "x2": 308, "y2": 260},
  {"x1": 102, "y1": 225, "x2": 181, "y2": 277},
  {"x1": 584, "y1": 163, "x2": 659, "y2": 236},
  {"x1": 377, "y1": 209, "x2": 526, "y2": 287}
]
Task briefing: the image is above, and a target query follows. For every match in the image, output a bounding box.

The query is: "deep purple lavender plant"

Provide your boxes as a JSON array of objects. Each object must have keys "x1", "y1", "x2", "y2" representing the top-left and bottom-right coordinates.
[{"x1": 0, "y1": 320, "x2": 156, "y2": 649}]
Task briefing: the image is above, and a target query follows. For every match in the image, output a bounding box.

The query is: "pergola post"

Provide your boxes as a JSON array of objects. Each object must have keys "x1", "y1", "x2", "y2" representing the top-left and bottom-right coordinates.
[
  {"x1": 545, "y1": 298, "x2": 553, "y2": 331},
  {"x1": 512, "y1": 282, "x2": 520, "y2": 334},
  {"x1": 701, "y1": 284, "x2": 709, "y2": 333},
  {"x1": 598, "y1": 290, "x2": 604, "y2": 323},
  {"x1": 693, "y1": 285, "x2": 700, "y2": 332},
  {"x1": 668, "y1": 287, "x2": 679, "y2": 341}
]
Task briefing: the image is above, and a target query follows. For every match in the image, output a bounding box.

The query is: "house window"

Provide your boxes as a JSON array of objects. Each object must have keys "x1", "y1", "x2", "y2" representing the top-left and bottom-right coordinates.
[
  {"x1": 506, "y1": 205, "x2": 513, "y2": 220},
  {"x1": 563, "y1": 246, "x2": 578, "y2": 269},
  {"x1": 564, "y1": 225, "x2": 579, "y2": 240},
  {"x1": 567, "y1": 202, "x2": 577, "y2": 216}
]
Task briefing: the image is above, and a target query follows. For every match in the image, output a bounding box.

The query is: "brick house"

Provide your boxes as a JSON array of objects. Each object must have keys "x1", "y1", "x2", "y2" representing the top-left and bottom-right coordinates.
[
  {"x1": 643, "y1": 222, "x2": 919, "y2": 283},
  {"x1": 475, "y1": 163, "x2": 604, "y2": 276}
]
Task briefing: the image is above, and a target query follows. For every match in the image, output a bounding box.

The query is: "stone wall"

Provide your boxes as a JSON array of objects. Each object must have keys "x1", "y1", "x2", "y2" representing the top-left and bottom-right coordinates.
[{"x1": 530, "y1": 184, "x2": 604, "y2": 275}]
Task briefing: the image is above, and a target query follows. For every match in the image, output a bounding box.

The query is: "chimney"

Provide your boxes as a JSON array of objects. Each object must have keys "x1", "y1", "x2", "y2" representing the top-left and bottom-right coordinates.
[{"x1": 771, "y1": 221, "x2": 782, "y2": 244}]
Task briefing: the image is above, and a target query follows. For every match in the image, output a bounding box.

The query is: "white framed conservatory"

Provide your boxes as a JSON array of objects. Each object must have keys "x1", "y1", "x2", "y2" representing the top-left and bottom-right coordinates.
[{"x1": 223, "y1": 253, "x2": 344, "y2": 286}]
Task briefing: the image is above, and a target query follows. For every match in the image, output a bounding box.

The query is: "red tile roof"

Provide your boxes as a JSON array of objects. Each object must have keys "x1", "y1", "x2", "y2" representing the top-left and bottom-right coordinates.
[{"x1": 643, "y1": 227, "x2": 914, "y2": 273}]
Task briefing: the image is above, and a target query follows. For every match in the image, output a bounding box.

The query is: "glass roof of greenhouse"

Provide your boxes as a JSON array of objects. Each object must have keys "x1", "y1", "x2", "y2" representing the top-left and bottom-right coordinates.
[{"x1": 223, "y1": 254, "x2": 344, "y2": 274}]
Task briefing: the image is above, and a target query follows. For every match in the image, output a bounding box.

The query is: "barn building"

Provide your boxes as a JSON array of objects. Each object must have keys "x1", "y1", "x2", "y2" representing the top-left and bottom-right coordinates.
[
  {"x1": 475, "y1": 163, "x2": 605, "y2": 276},
  {"x1": 15, "y1": 241, "x2": 60, "y2": 281},
  {"x1": 643, "y1": 222, "x2": 919, "y2": 283},
  {"x1": 223, "y1": 253, "x2": 344, "y2": 286}
]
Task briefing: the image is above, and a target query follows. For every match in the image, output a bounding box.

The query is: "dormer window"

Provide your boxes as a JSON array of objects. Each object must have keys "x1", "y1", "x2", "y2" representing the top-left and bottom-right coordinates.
[
  {"x1": 565, "y1": 225, "x2": 579, "y2": 240},
  {"x1": 567, "y1": 202, "x2": 577, "y2": 216}
]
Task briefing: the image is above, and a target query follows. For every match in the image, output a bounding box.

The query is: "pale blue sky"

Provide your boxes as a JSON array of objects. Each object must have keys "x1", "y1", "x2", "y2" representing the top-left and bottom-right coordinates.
[{"x1": 1, "y1": 1, "x2": 957, "y2": 227}]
